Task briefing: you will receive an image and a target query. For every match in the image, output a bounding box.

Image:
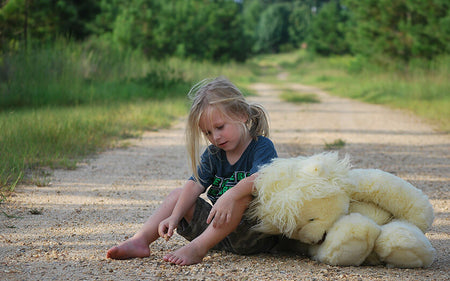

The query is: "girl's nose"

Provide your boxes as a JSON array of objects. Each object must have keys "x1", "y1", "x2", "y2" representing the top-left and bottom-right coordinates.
[{"x1": 213, "y1": 131, "x2": 221, "y2": 141}]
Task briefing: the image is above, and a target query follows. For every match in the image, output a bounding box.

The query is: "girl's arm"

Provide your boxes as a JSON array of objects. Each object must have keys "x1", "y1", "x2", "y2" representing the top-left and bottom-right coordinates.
[
  {"x1": 158, "y1": 179, "x2": 204, "y2": 239},
  {"x1": 206, "y1": 173, "x2": 257, "y2": 227}
]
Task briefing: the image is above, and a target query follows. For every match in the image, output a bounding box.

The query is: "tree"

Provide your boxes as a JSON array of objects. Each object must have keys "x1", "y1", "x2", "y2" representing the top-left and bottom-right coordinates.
[
  {"x1": 288, "y1": 2, "x2": 312, "y2": 47},
  {"x1": 241, "y1": 0, "x2": 264, "y2": 50},
  {"x1": 55, "y1": 0, "x2": 100, "y2": 40},
  {"x1": 254, "y1": 2, "x2": 291, "y2": 53},
  {"x1": 0, "y1": 0, "x2": 100, "y2": 51},
  {"x1": 151, "y1": 0, "x2": 249, "y2": 61},
  {"x1": 343, "y1": 0, "x2": 450, "y2": 61},
  {"x1": 308, "y1": 0, "x2": 349, "y2": 55},
  {"x1": 110, "y1": 0, "x2": 157, "y2": 55}
]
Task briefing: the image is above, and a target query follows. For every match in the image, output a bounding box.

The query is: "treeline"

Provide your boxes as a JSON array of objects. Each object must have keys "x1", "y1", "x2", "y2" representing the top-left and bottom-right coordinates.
[{"x1": 1, "y1": 0, "x2": 449, "y2": 62}]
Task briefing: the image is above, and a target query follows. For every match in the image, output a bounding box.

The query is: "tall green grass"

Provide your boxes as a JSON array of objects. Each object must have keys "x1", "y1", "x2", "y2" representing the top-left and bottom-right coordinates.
[
  {"x1": 0, "y1": 42, "x2": 193, "y2": 108},
  {"x1": 252, "y1": 51, "x2": 450, "y2": 132},
  {"x1": 0, "y1": 101, "x2": 187, "y2": 190}
]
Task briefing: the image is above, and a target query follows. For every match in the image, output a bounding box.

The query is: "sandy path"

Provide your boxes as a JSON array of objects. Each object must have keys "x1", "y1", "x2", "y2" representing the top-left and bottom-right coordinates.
[{"x1": 1, "y1": 83, "x2": 449, "y2": 280}]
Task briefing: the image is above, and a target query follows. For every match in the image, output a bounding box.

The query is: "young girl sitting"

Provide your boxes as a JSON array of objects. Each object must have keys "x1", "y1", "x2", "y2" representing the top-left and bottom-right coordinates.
[{"x1": 106, "y1": 77, "x2": 279, "y2": 265}]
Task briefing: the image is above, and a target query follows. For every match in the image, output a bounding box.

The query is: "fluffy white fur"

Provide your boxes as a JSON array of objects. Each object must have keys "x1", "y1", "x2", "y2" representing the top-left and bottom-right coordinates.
[
  {"x1": 374, "y1": 220, "x2": 436, "y2": 268},
  {"x1": 249, "y1": 152, "x2": 351, "y2": 242},
  {"x1": 309, "y1": 213, "x2": 381, "y2": 266},
  {"x1": 249, "y1": 152, "x2": 436, "y2": 268},
  {"x1": 348, "y1": 201, "x2": 392, "y2": 225},
  {"x1": 346, "y1": 169, "x2": 434, "y2": 232}
]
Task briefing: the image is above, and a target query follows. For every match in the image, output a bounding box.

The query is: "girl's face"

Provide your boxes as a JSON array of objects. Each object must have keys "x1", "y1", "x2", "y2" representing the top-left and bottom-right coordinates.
[{"x1": 199, "y1": 106, "x2": 248, "y2": 154}]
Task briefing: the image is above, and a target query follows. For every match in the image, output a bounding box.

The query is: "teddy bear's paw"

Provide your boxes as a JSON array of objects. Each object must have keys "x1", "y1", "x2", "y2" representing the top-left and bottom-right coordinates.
[
  {"x1": 347, "y1": 169, "x2": 434, "y2": 232},
  {"x1": 374, "y1": 220, "x2": 436, "y2": 268},
  {"x1": 310, "y1": 213, "x2": 381, "y2": 266}
]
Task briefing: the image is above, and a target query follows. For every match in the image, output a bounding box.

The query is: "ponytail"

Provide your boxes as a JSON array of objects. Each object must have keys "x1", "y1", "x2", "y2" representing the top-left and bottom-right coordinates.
[{"x1": 247, "y1": 103, "x2": 270, "y2": 139}]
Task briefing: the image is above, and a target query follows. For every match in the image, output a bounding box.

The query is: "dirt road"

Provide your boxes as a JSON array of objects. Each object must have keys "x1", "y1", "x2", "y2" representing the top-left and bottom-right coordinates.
[{"x1": 1, "y1": 83, "x2": 449, "y2": 280}]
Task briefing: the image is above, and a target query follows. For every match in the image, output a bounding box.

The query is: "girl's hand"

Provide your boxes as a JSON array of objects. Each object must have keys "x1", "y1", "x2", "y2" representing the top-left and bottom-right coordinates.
[
  {"x1": 207, "y1": 192, "x2": 236, "y2": 228},
  {"x1": 158, "y1": 216, "x2": 179, "y2": 241}
]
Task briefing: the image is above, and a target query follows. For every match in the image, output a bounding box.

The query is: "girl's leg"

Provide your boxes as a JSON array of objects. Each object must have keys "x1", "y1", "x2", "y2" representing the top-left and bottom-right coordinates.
[
  {"x1": 107, "y1": 188, "x2": 192, "y2": 259},
  {"x1": 163, "y1": 195, "x2": 252, "y2": 265}
]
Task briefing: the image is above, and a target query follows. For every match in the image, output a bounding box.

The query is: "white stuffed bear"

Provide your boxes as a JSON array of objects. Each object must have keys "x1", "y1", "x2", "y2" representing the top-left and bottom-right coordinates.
[{"x1": 248, "y1": 152, "x2": 436, "y2": 268}]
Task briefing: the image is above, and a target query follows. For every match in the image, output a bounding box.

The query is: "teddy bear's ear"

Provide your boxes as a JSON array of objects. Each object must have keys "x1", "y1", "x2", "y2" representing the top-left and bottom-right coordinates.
[{"x1": 298, "y1": 152, "x2": 351, "y2": 181}]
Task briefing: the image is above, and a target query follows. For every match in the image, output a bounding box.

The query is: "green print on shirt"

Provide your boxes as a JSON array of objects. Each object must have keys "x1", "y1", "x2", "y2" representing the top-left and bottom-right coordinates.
[{"x1": 208, "y1": 171, "x2": 250, "y2": 198}]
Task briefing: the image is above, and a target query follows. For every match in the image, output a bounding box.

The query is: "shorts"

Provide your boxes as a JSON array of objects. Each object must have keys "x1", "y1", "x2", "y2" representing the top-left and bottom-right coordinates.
[{"x1": 177, "y1": 197, "x2": 279, "y2": 255}]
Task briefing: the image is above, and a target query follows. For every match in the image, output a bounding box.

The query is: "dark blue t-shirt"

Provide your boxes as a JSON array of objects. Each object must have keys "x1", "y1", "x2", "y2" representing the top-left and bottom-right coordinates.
[{"x1": 190, "y1": 136, "x2": 277, "y2": 204}]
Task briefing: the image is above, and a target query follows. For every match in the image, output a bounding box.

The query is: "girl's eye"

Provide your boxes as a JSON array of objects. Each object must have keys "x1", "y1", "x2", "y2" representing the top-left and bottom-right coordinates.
[
  {"x1": 204, "y1": 131, "x2": 211, "y2": 136},
  {"x1": 217, "y1": 125, "x2": 224, "y2": 130}
]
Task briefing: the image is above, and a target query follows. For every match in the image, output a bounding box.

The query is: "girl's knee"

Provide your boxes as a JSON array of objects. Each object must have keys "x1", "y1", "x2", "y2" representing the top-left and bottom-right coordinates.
[
  {"x1": 166, "y1": 187, "x2": 183, "y2": 202},
  {"x1": 169, "y1": 187, "x2": 183, "y2": 196}
]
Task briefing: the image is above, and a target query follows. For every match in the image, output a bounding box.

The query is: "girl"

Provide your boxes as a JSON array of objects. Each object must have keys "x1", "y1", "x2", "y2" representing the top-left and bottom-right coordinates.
[{"x1": 107, "y1": 77, "x2": 279, "y2": 265}]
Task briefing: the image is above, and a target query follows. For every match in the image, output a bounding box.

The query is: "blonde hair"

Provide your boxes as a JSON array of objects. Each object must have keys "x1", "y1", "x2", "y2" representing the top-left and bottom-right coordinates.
[{"x1": 186, "y1": 76, "x2": 270, "y2": 180}]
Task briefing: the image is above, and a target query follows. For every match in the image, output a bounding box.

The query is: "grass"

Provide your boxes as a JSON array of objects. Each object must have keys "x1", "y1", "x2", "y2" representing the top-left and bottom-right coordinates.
[
  {"x1": 0, "y1": 100, "x2": 188, "y2": 194},
  {"x1": 324, "y1": 139, "x2": 346, "y2": 150},
  {"x1": 280, "y1": 90, "x2": 320, "y2": 104}
]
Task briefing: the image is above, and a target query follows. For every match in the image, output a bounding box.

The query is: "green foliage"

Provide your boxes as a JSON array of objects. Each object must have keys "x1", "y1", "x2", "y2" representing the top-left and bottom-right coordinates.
[
  {"x1": 0, "y1": 100, "x2": 187, "y2": 191},
  {"x1": 150, "y1": 0, "x2": 250, "y2": 62},
  {"x1": 0, "y1": 41, "x2": 192, "y2": 109},
  {"x1": 280, "y1": 91, "x2": 320, "y2": 104},
  {"x1": 241, "y1": 0, "x2": 264, "y2": 44},
  {"x1": 308, "y1": 1, "x2": 350, "y2": 55},
  {"x1": 254, "y1": 3, "x2": 291, "y2": 53},
  {"x1": 97, "y1": 0, "x2": 251, "y2": 61},
  {"x1": 288, "y1": 2, "x2": 312, "y2": 47},
  {"x1": 0, "y1": 0, "x2": 100, "y2": 50},
  {"x1": 2, "y1": 0, "x2": 449, "y2": 62},
  {"x1": 110, "y1": 0, "x2": 157, "y2": 53},
  {"x1": 343, "y1": 0, "x2": 450, "y2": 62},
  {"x1": 324, "y1": 139, "x2": 346, "y2": 150}
]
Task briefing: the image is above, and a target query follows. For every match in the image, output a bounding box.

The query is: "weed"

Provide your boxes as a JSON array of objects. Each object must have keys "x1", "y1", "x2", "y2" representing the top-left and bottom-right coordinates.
[
  {"x1": 31, "y1": 170, "x2": 52, "y2": 187},
  {"x1": 1, "y1": 211, "x2": 23, "y2": 219},
  {"x1": 29, "y1": 208, "x2": 43, "y2": 215},
  {"x1": 280, "y1": 91, "x2": 320, "y2": 104},
  {"x1": 324, "y1": 139, "x2": 346, "y2": 150}
]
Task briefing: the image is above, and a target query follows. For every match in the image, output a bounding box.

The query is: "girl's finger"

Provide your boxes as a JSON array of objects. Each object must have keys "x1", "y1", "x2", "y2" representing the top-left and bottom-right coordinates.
[
  {"x1": 158, "y1": 224, "x2": 165, "y2": 237},
  {"x1": 207, "y1": 209, "x2": 215, "y2": 224},
  {"x1": 214, "y1": 213, "x2": 225, "y2": 227},
  {"x1": 167, "y1": 225, "x2": 175, "y2": 237},
  {"x1": 225, "y1": 212, "x2": 231, "y2": 223}
]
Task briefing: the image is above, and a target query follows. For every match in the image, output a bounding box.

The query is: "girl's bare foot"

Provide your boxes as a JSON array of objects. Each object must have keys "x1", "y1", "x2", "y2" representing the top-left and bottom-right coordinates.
[
  {"x1": 163, "y1": 243, "x2": 207, "y2": 266},
  {"x1": 106, "y1": 237, "x2": 150, "y2": 260}
]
